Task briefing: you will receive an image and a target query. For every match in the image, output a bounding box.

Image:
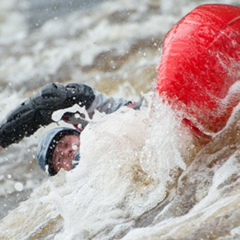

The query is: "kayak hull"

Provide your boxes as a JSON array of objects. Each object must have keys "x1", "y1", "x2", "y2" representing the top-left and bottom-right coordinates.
[{"x1": 157, "y1": 4, "x2": 240, "y2": 137}]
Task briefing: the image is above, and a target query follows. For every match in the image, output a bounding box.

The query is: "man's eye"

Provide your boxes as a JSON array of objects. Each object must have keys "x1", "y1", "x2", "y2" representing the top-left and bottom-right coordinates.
[{"x1": 72, "y1": 144, "x2": 78, "y2": 150}]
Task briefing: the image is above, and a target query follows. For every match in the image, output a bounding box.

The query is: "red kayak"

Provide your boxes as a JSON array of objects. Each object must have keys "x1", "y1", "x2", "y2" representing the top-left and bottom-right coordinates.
[{"x1": 157, "y1": 4, "x2": 240, "y2": 139}]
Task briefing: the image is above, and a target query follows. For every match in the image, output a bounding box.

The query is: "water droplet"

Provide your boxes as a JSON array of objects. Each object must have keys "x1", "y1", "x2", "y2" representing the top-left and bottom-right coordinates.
[{"x1": 15, "y1": 182, "x2": 24, "y2": 192}]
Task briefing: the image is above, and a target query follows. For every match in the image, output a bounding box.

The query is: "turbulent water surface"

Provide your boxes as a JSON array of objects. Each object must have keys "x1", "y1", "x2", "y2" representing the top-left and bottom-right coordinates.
[{"x1": 0, "y1": 0, "x2": 240, "y2": 239}]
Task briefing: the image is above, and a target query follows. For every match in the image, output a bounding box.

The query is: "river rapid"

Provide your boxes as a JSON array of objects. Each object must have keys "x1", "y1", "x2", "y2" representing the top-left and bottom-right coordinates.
[{"x1": 0, "y1": 0, "x2": 240, "y2": 239}]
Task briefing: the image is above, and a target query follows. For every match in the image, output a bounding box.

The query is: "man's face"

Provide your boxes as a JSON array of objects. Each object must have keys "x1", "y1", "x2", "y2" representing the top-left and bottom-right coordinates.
[{"x1": 52, "y1": 135, "x2": 80, "y2": 173}]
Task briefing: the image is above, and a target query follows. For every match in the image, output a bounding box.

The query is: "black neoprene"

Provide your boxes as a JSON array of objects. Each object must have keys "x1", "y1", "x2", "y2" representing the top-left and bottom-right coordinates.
[{"x1": 0, "y1": 83, "x2": 95, "y2": 148}]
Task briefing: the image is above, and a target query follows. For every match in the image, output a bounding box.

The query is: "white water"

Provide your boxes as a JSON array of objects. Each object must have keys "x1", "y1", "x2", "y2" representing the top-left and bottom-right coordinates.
[
  {"x1": 50, "y1": 98, "x2": 182, "y2": 239},
  {"x1": 0, "y1": 0, "x2": 240, "y2": 239}
]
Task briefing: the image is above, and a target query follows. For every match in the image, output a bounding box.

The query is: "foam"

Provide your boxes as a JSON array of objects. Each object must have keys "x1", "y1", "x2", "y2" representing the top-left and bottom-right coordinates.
[{"x1": 37, "y1": 93, "x2": 194, "y2": 239}]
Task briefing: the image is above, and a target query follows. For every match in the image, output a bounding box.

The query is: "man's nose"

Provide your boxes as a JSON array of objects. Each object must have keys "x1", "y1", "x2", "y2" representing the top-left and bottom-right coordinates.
[{"x1": 66, "y1": 147, "x2": 76, "y2": 156}]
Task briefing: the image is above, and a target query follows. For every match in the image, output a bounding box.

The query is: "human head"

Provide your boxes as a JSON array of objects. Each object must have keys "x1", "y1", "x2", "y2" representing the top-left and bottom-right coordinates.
[{"x1": 37, "y1": 127, "x2": 80, "y2": 176}]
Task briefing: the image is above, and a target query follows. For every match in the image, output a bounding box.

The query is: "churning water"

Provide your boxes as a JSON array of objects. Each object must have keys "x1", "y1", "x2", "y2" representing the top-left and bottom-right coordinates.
[{"x1": 0, "y1": 0, "x2": 240, "y2": 239}]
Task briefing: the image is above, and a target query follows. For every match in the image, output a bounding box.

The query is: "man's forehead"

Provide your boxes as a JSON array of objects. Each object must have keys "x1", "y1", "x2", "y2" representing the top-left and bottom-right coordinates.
[{"x1": 57, "y1": 134, "x2": 80, "y2": 144}]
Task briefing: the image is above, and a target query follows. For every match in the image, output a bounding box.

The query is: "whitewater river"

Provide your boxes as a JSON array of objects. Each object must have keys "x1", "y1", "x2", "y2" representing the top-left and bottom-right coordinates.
[{"x1": 0, "y1": 0, "x2": 240, "y2": 239}]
